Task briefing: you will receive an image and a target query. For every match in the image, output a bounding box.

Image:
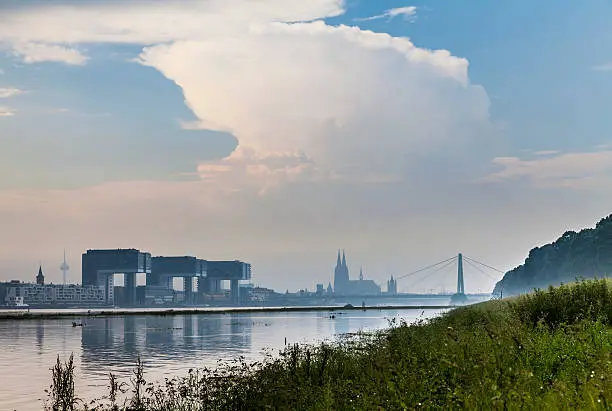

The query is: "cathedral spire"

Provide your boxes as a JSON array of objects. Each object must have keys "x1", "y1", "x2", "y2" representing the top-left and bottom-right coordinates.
[
  {"x1": 341, "y1": 250, "x2": 346, "y2": 268},
  {"x1": 336, "y1": 249, "x2": 341, "y2": 267},
  {"x1": 359, "y1": 267, "x2": 363, "y2": 281},
  {"x1": 36, "y1": 264, "x2": 45, "y2": 285}
]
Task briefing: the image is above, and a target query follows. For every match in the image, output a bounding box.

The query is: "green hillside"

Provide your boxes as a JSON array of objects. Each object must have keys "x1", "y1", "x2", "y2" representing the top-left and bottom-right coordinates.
[{"x1": 494, "y1": 215, "x2": 612, "y2": 296}]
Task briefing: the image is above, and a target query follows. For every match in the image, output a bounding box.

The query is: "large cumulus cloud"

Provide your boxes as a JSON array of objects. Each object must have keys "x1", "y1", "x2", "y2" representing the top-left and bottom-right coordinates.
[
  {"x1": 0, "y1": 0, "x2": 491, "y2": 190},
  {"x1": 138, "y1": 21, "x2": 490, "y2": 187}
]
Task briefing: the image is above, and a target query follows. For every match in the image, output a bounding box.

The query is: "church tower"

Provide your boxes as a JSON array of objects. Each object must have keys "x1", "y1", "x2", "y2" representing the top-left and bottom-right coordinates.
[
  {"x1": 341, "y1": 250, "x2": 350, "y2": 281},
  {"x1": 333, "y1": 249, "x2": 350, "y2": 294},
  {"x1": 387, "y1": 275, "x2": 397, "y2": 295},
  {"x1": 36, "y1": 265, "x2": 45, "y2": 285}
]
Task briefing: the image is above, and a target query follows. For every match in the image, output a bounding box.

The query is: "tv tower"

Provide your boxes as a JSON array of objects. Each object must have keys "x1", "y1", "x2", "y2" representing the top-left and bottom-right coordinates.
[{"x1": 60, "y1": 250, "x2": 70, "y2": 285}]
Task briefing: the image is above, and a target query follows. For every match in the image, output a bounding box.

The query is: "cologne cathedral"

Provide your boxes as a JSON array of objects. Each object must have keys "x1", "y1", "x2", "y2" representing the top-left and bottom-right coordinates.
[{"x1": 333, "y1": 250, "x2": 381, "y2": 295}]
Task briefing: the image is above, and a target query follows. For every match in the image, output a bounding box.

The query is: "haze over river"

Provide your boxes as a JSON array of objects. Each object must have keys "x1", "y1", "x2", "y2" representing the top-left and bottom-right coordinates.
[{"x1": 0, "y1": 299, "x2": 486, "y2": 410}]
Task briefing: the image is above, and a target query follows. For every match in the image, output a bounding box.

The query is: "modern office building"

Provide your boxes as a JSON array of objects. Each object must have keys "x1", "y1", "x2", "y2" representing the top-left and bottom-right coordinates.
[
  {"x1": 82, "y1": 249, "x2": 152, "y2": 305},
  {"x1": 202, "y1": 260, "x2": 252, "y2": 304},
  {"x1": 142, "y1": 285, "x2": 176, "y2": 306},
  {"x1": 81, "y1": 249, "x2": 251, "y2": 306},
  {"x1": 149, "y1": 256, "x2": 205, "y2": 305}
]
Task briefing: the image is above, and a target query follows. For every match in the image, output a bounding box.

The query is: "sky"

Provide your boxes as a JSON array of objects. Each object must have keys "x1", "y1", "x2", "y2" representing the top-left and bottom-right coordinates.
[{"x1": 1, "y1": 0, "x2": 612, "y2": 293}]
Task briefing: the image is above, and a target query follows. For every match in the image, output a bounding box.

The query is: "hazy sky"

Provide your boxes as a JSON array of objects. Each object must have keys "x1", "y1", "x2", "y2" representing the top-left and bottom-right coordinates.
[{"x1": 1, "y1": 0, "x2": 611, "y2": 293}]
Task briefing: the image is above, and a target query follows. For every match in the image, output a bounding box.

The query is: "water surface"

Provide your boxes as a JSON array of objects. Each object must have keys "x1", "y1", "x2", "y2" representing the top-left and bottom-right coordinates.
[{"x1": 0, "y1": 307, "x2": 449, "y2": 410}]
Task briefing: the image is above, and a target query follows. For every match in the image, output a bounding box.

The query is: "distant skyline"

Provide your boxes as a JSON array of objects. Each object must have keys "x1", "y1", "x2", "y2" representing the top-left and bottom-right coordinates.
[{"x1": 1, "y1": 0, "x2": 612, "y2": 293}]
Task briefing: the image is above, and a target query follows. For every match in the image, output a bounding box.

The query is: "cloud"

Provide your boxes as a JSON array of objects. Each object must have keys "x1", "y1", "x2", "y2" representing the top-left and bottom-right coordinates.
[
  {"x1": 47, "y1": 108, "x2": 70, "y2": 114},
  {"x1": 532, "y1": 150, "x2": 560, "y2": 156},
  {"x1": 355, "y1": 6, "x2": 417, "y2": 22},
  {"x1": 0, "y1": 87, "x2": 22, "y2": 98},
  {"x1": 196, "y1": 147, "x2": 317, "y2": 195},
  {"x1": 0, "y1": 106, "x2": 15, "y2": 116},
  {"x1": 11, "y1": 43, "x2": 87, "y2": 65},
  {"x1": 0, "y1": 0, "x2": 345, "y2": 51},
  {"x1": 0, "y1": 0, "x2": 490, "y2": 193},
  {"x1": 595, "y1": 142, "x2": 612, "y2": 150},
  {"x1": 592, "y1": 62, "x2": 612, "y2": 71},
  {"x1": 483, "y1": 150, "x2": 612, "y2": 188},
  {"x1": 138, "y1": 20, "x2": 487, "y2": 189}
]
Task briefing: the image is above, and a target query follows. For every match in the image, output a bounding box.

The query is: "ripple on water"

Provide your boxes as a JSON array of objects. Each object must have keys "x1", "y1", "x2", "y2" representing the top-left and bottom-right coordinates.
[{"x1": 0, "y1": 307, "x2": 456, "y2": 410}]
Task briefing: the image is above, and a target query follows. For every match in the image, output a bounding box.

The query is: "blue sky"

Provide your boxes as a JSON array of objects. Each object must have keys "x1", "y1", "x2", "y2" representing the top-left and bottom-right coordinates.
[
  {"x1": 1, "y1": 0, "x2": 611, "y2": 292},
  {"x1": 345, "y1": 0, "x2": 612, "y2": 152}
]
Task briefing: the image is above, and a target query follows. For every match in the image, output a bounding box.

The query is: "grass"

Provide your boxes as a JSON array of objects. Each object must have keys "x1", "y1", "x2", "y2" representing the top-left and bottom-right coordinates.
[{"x1": 46, "y1": 279, "x2": 612, "y2": 410}]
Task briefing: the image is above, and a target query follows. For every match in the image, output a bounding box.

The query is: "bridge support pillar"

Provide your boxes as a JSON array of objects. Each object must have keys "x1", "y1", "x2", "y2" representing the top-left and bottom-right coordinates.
[
  {"x1": 203, "y1": 279, "x2": 222, "y2": 294},
  {"x1": 102, "y1": 274, "x2": 114, "y2": 305},
  {"x1": 230, "y1": 279, "x2": 240, "y2": 304},
  {"x1": 146, "y1": 273, "x2": 158, "y2": 287},
  {"x1": 125, "y1": 272, "x2": 137, "y2": 306},
  {"x1": 165, "y1": 276, "x2": 173, "y2": 290},
  {"x1": 184, "y1": 276, "x2": 193, "y2": 305}
]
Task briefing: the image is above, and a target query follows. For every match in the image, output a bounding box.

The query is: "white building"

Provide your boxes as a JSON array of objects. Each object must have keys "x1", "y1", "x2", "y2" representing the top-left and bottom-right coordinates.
[
  {"x1": 249, "y1": 286, "x2": 276, "y2": 303},
  {"x1": 5, "y1": 283, "x2": 106, "y2": 306}
]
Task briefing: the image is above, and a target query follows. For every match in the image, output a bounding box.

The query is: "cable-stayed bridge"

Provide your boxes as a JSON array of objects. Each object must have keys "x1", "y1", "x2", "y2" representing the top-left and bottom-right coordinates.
[{"x1": 394, "y1": 253, "x2": 504, "y2": 301}]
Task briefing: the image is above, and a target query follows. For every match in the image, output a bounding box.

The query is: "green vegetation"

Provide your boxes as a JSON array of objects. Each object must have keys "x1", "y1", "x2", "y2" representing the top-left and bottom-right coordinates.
[
  {"x1": 46, "y1": 279, "x2": 612, "y2": 410},
  {"x1": 495, "y1": 214, "x2": 612, "y2": 296}
]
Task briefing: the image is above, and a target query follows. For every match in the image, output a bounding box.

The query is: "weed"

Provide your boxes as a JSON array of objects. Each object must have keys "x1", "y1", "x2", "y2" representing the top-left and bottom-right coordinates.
[
  {"x1": 44, "y1": 354, "x2": 80, "y2": 411},
  {"x1": 44, "y1": 279, "x2": 612, "y2": 410}
]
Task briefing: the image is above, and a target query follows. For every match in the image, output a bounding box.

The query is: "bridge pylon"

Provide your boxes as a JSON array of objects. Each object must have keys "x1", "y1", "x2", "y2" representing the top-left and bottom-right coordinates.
[
  {"x1": 457, "y1": 253, "x2": 464, "y2": 294},
  {"x1": 451, "y1": 253, "x2": 468, "y2": 304}
]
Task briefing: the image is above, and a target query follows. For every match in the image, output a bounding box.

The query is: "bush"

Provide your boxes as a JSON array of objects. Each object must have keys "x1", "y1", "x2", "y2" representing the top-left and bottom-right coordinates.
[
  {"x1": 45, "y1": 280, "x2": 612, "y2": 410},
  {"x1": 511, "y1": 278, "x2": 612, "y2": 328}
]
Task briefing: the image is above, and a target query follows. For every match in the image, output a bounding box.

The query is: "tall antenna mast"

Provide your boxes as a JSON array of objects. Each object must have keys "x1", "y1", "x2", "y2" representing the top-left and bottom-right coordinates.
[{"x1": 60, "y1": 249, "x2": 70, "y2": 285}]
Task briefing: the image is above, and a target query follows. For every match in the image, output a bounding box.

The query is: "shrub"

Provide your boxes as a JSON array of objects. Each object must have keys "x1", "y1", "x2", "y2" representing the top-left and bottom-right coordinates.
[
  {"x1": 510, "y1": 279, "x2": 612, "y2": 328},
  {"x1": 44, "y1": 280, "x2": 612, "y2": 410}
]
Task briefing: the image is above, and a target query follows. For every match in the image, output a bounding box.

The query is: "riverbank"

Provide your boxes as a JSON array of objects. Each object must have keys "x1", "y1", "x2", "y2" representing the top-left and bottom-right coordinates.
[
  {"x1": 46, "y1": 279, "x2": 612, "y2": 410},
  {"x1": 0, "y1": 303, "x2": 455, "y2": 320}
]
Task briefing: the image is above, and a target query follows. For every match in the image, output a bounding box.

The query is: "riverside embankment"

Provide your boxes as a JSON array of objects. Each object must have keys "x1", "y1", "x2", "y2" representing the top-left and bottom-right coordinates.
[
  {"x1": 0, "y1": 303, "x2": 455, "y2": 320},
  {"x1": 46, "y1": 279, "x2": 612, "y2": 410}
]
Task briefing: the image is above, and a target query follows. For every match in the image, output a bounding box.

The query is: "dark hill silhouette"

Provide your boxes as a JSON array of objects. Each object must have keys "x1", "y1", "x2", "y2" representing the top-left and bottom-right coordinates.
[{"x1": 494, "y1": 215, "x2": 612, "y2": 296}]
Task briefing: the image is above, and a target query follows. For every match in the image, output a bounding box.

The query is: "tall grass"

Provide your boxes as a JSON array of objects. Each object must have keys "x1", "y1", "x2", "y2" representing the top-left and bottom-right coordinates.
[
  {"x1": 44, "y1": 354, "x2": 80, "y2": 411},
  {"x1": 45, "y1": 279, "x2": 612, "y2": 410},
  {"x1": 511, "y1": 278, "x2": 612, "y2": 328}
]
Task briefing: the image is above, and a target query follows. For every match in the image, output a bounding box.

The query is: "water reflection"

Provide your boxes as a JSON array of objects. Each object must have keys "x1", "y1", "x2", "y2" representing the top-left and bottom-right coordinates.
[
  {"x1": 81, "y1": 313, "x2": 253, "y2": 375},
  {"x1": 1, "y1": 307, "x2": 449, "y2": 410},
  {"x1": 36, "y1": 319, "x2": 44, "y2": 353}
]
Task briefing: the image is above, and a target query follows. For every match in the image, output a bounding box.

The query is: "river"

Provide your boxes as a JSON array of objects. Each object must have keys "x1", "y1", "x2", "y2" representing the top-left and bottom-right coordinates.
[{"x1": 0, "y1": 303, "x2": 467, "y2": 410}]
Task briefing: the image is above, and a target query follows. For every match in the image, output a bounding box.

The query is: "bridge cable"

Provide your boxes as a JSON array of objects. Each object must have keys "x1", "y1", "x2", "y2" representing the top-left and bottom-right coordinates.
[
  {"x1": 462, "y1": 255, "x2": 505, "y2": 274},
  {"x1": 462, "y1": 258, "x2": 498, "y2": 281},
  {"x1": 396, "y1": 256, "x2": 457, "y2": 281},
  {"x1": 401, "y1": 258, "x2": 458, "y2": 293}
]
